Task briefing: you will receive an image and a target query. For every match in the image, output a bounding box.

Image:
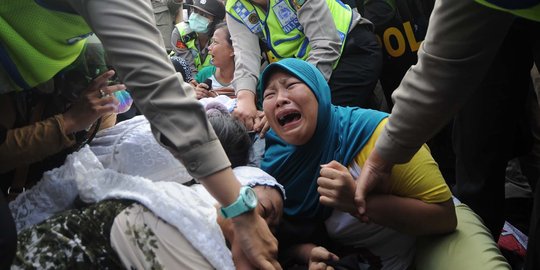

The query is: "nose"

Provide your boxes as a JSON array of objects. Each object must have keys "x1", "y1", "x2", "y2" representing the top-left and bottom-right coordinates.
[{"x1": 275, "y1": 89, "x2": 290, "y2": 107}]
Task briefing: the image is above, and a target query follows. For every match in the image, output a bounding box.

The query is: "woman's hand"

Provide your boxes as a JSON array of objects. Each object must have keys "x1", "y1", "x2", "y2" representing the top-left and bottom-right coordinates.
[
  {"x1": 194, "y1": 82, "x2": 216, "y2": 99},
  {"x1": 63, "y1": 70, "x2": 124, "y2": 134},
  {"x1": 318, "y1": 161, "x2": 357, "y2": 214},
  {"x1": 255, "y1": 111, "x2": 271, "y2": 138},
  {"x1": 233, "y1": 91, "x2": 259, "y2": 131},
  {"x1": 309, "y1": 246, "x2": 339, "y2": 270}
]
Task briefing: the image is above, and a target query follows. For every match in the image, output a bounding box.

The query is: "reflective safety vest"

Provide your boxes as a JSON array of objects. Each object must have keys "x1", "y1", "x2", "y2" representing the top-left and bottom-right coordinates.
[
  {"x1": 475, "y1": 0, "x2": 540, "y2": 21},
  {"x1": 174, "y1": 22, "x2": 212, "y2": 71},
  {"x1": 226, "y1": 0, "x2": 352, "y2": 67},
  {"x1": 0, "y1": 0, "x2": 92, "y2": 91}
]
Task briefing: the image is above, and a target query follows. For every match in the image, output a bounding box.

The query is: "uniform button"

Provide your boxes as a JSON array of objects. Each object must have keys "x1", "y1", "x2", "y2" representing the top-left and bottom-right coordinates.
[{"x1": 188, "y1": 161, "x2": 200, "y2": 171}]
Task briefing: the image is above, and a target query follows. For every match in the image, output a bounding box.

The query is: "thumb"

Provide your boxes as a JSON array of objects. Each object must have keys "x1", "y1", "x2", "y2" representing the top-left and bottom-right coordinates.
[{"x1": 354, "y1": 176, "x2": 369, "y2": 215}]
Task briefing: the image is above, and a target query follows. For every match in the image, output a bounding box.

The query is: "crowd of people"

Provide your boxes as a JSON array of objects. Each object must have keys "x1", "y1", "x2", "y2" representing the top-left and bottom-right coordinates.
[{"x1": 0, "y1": 0, "x2": 539, "y2": 269}]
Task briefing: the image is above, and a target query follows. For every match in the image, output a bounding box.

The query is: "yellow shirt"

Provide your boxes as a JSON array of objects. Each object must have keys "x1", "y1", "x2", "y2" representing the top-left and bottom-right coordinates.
[{"x1": 352, "y1": 118, "x2": 452, "y2": 203}]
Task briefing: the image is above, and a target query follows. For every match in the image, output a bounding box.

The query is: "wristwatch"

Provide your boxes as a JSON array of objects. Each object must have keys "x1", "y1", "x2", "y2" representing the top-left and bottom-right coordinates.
[{"x1": 220, "y1": 186, "x2": 258, "y2": 218}]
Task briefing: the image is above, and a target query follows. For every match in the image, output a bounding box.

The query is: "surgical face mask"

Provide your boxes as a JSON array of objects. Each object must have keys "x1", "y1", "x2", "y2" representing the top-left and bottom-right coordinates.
[{"x1": 188, "y1": 12, "x2": 211, "y2": 33}]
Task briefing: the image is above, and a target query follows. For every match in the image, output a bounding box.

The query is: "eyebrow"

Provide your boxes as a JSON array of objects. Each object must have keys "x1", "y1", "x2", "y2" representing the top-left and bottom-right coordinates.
[{"x1": 266, "y1": 76, "x2": 289, "y2": 90}]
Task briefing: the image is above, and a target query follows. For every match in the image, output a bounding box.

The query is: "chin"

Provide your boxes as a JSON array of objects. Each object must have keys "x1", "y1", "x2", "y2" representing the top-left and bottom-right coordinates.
[{"x1": 279, "y1": 132, "x2": 309, "y2": 146}]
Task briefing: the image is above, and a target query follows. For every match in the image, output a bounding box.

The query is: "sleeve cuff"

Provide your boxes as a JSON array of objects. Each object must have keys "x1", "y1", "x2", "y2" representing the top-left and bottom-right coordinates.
[
  {"x1": 233, "y1": 77, "x2": 257, "y2": 94},
  {"x1": 175, "y1": 139, "x2": 232, "y2": 179},
  {"x1": 54, "y1": 114, "x2": 76, "y2": 147}
]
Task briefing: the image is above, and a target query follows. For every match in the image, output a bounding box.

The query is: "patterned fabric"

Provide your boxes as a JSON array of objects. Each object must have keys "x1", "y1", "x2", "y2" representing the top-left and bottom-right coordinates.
[
  {"x1": 115, "y1": 204, "x2": 165, "y2": 269},
  {"x1": 170, "y1": 56, "x2": 193, "y2": 82},
  {"x1": 13, "y1": 200, "x2": 133, "y2": 269}
]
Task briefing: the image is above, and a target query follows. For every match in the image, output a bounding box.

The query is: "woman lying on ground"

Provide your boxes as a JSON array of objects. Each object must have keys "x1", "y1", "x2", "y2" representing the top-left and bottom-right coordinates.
[
  {"x1": 259, "y1": 58, "x2": 457, "y2": 269},
  {"x1": 10, "y1": 103, "x2": 284, "y2": 270}
]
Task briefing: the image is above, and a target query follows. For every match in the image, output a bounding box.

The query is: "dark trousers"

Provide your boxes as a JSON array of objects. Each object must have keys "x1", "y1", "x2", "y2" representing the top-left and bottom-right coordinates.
[
  {"x1": 0, "y1": 194, "x2": 16, "y2": 269},
  {"x1": 453, "y1": 19, "x2": 537, "y2": 243},
  {"x1": 329, "y1": 24, "x2": 382, "y2": 108}
]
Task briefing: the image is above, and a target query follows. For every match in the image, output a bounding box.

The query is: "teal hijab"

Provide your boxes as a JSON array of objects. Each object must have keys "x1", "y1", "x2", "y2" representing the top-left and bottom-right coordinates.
[{"x1": 260, "y1": 59, "x2": 388, "y2": 220}]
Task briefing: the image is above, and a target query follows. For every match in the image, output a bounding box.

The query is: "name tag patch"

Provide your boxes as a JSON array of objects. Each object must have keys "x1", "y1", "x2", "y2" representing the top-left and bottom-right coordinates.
[{"x1": 272, "y1": 0, "x2": 301, "y2": 33}]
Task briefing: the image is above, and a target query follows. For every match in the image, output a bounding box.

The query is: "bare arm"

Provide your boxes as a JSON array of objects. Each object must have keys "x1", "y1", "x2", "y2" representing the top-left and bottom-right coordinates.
[{"x1": 366, "y1": 195, "x2": 456, "y2": 235}]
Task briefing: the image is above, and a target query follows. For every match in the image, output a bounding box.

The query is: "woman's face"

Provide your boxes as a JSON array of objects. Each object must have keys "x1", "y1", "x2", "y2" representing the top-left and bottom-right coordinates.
[
  {"x1": 208, "y1": 28, "x2": 233, "y2": 68},
  {"x1": 263, "y1": 70, "x2": 318, "y2": 145},
  {"x1": 253, "y1": 186, "x2": 283, "y2": 233}
]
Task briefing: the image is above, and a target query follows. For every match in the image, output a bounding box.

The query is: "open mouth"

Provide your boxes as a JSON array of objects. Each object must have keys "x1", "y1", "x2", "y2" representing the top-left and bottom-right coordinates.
[{"x1": 277, "y1": 111, "x2": 301, "y2": 126}]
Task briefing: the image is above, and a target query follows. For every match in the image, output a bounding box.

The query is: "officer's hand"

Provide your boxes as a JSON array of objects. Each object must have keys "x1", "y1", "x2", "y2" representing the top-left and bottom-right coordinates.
[
  {"x1": 232, "y1": 211, "x2": 282, "y2": 270},
  {"x1": 354, "y1": 149, "x2": 393, "y2": 222},
  {"x1": 233, "y1": 91, "x2": 259, "y2": 131}
]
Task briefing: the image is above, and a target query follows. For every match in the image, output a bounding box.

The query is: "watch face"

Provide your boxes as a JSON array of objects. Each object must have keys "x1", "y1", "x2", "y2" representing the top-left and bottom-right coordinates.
[{"x1": 244, "y1": 187, "x2": 258, "y2": 208}]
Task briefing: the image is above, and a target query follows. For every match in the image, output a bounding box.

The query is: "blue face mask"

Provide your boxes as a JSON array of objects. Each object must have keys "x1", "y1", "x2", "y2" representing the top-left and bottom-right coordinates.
[{"x1": 188, "y1": 13, "x2": 211, "y2": 33}]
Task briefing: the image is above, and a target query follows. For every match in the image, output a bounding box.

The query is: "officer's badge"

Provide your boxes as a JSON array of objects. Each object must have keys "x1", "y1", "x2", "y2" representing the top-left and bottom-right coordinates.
[
  {"x1": 291, "y1": 0, "x2": 305, "y2": 10},
  {"x1": 248, "y1": 13, "x2": 259, "y2": 24},
  {"x1": 176, "y1": 40, "x2": 187, "y2": 49}
]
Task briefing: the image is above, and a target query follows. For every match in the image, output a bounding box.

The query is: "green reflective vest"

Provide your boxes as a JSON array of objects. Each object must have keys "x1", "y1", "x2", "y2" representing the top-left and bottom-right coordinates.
[
  {"x1": 0, "y1": 0, "x2": 92, "y2": 91},
  {"x1": 475, "y1": 0, "x2": 540, "y2": 22},
  {"x1": 226, "y1": 0, "x2": 352, "y2": 67},
  {"x1": 174, "y1": 22, "x2": 212, "y2": 71}
]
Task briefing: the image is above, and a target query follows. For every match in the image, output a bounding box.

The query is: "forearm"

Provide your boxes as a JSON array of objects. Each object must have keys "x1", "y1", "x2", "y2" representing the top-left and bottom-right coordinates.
[
  {"x1": 376, "y1": 0, "x2": 514, "y2": 163},
  {"x1": 0, "y1": 115, "x2": 75, "y2": 173},
  {"x1": 228, "y1": 15, "x2": 261, "y2": 94},
  {"x1": 366, "y1": 195, "x2": 457, "y2": 235},
  {"x1": 75, "y1": 0, "x2": 231, "y2": 179},
  {"x1": 299, "y1": 0, "x2": 341, "y2": 81}
]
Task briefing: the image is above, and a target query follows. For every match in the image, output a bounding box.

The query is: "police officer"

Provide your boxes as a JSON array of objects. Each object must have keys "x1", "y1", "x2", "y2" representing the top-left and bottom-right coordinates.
[
  {"x1": 226, "y1": 0, "x2": 382, "y2": 132},
  {"x1": 351, "y1": 0, "x2": 539, "y2": 269},
  {"x1": 171, "y1": 0, "x2": 225, "y2": 81}
]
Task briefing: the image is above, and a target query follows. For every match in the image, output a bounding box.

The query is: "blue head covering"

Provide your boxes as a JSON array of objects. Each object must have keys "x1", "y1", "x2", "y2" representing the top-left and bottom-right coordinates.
[{"x1": 260, "y1": 58, "x2": 388, "y2": 220}]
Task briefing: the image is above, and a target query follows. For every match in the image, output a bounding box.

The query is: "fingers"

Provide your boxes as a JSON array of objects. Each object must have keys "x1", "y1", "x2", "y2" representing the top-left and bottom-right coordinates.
[
  {"x1": 259, "y1": 121, "x2": 271, "y2": 139},
  {"x1": 233, "y1": 110, "x2": 255, "y2": 131},
  {"x1": 258, "y1": 259, "x2": 282, "y2": 270},
  {"x1": 310, "y1": 247, "x2": 338, "y2": 270},
  {"x1": 105, "y1": 83, "x2": 127, "y2": 94},
  {"x1": 310, "y1": 262, "x2": 334, "y2": 270},
  {"x1": 88, "y1": 70, "x2": 116, "y2": 93},
  {"x1": 242, "y1": 116, "x2": 255, "y2": 131},
  {"x1": 253, "y1": 116, "x2": 261, "y2": 132},
  {"x1": 321, "y1": 160, "x2": 348, "y2": 172}
]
